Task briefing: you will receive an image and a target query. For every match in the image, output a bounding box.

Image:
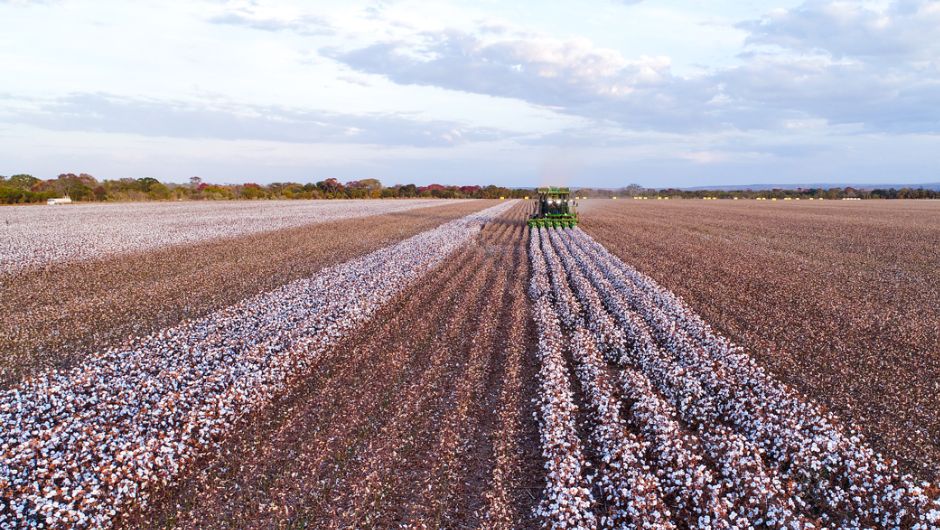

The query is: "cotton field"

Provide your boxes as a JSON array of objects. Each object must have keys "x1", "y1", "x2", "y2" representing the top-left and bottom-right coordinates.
[
  {"x1": 0, "y1": 201, "x2": 513, "y2": 528},
  {"x1": 527, "y1": 225, "x2": 940, "y2": 529},
  {"x1": 0, "y1": 199, "x2": 462, "y2": 272},
  {"x1": 2, "y1": 199, "x2": 938, "y2": 529},
  {"x1": 578, "y1": 200, "x2": 940, "y2": 481}
]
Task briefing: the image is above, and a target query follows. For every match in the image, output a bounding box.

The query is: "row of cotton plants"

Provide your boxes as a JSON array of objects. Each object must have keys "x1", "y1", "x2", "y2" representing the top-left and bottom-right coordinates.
[
  {"x1": 559, "y1": 227, "x2": 940, "y2": 529},
  {"x1": 1, "y1": 199, "x2": 457, "y2": 272},
  {"x1": 0, "y1": 201, "x2": 515, "y2": 529},
  {"x1": 527, "y1": 228, "x2": 596, "y2": 529},
  {"x1": 535, "y1": 228, "x2": 675, "y2": 530},
  {"x1": 539, "y1": 228, "x2": 745, "y2": 529},
  {"x1": 550, "y1": 229, "x2": 812, "y2": 529}
]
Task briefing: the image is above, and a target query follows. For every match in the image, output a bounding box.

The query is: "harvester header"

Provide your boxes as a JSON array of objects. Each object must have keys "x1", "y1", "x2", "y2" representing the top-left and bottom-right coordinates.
[{"x1": 528, "y1": 187, "x2": 578, "y2": 228}]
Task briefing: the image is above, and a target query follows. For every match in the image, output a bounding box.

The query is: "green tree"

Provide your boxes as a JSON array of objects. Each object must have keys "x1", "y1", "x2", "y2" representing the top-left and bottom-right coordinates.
[
  {"x1": 239, "y1": 183, "x2": 265, "y2": 199},
  {"x1": 147, "y1": 182, "x2": 171, "y2": 200},
  {"x1": 136, "y1": 177, "x2": 161, "y2": 193},
  {"x1": 399, "y1": 184, "x2": 418, "y2": 197},
  {"x1": 8, "y1": 174, "x2": 39, "y2": 190}
]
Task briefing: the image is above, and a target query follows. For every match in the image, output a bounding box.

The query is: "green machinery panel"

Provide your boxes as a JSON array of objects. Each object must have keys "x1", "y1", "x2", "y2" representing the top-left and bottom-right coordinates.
[{"x1": 528, "y1": 187, "x2": 578, "y2": 228}]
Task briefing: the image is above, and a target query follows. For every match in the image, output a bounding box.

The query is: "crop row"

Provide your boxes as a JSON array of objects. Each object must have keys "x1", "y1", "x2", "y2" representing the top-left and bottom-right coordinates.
[
  {"x1": 550, "y1": 229, "x2": 807, "y2": 528},
  {"x1": 578, "y1": 200, "x2": 940, "y2": 480},
  {"x1": 539, "y1": 228, "x2": 739, "y2": 529},
  {"x1": 0, "y1": 199, "x2": 460, "y2": 272},
  {"x1": 527, "y1": 228, "x2": 596, "y2": 529},
  {"x1": 565, "y1": 229, "x2": 940, "y2": 529},
  {"x1": 0, "y1": 201, "x2": 515, "y2": 529},
  {"x1": 536, "y1": 228, "x2": 676, "y2": 530},
  {"x1": 528, "y1": 226, "x2": 940, "y2": 529}
]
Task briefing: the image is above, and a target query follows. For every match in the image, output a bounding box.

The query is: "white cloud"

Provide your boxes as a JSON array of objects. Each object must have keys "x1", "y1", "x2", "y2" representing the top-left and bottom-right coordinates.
[
  {"x1": 741, "y1": 0, "x2": 940, "y2": 61},
  {"x1": 326, "y1": 30, "x2": 718, "y2": 131},
  {"x1": 0, "y1": 0, "x2": 937, "y2": 186},
  {"x1": 327, "y1": 1, "x2": 940, "y2": 135},
  {"x1": 0, "y1": 93, "x2": 512, "y2": 147}
]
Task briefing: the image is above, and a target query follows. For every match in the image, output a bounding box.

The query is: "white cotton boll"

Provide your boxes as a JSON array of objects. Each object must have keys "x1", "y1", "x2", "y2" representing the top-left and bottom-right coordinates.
[
  {"x1": 4, "y1": 200, "x2": 462, "y2": 272},
  {"x1": 532, "y1": 228, "x2": 940, "y2": 528},
  {"x1": 0, "y1": 202, "x2": 516, "y2": 526}
]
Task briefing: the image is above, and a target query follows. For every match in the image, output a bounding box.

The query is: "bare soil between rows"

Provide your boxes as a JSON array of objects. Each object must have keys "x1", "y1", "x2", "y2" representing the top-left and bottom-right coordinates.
[
  {"x1": 0, "y1": 200, "x2": 495, "y2": 388},
  {"x1": 130, "y1": 203, "x2": 543, "y2": 529},
  {"x1": 579, "y1": 199, "x2": 940, "y2": 481}
]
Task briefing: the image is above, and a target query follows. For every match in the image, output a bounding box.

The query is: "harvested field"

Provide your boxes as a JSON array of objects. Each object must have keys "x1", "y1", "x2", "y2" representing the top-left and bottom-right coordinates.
[
  {"x1": 0, "y1": 201, "x2": 515, "y2": 528},
  {"x1": 579, "y1": 199, "x2": 940, "y2": 481},
  {"x1": 0, "y1": 200, "x2": 493, "y2": 386},
  {"x1": 133, "y1": 202, "x2": 542, "y2": 529},
  {"x1": 0, "y1": 199, "x2": 463, "y2": 271},
  {"x1": 527, "y1": 225, "x2": 939, "y2": 529}
]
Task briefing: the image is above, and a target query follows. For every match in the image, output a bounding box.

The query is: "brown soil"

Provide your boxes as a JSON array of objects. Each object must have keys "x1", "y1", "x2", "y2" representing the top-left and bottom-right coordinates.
[
  {"x1": 579, "y1": 199, "x2": 940, "y2": 480},
  {"x1": 130, "y1": 203, "x2": 543, "y2": 529},
  {"x1": 0, "y1": 200, "x2": 494, "y2": 387}
]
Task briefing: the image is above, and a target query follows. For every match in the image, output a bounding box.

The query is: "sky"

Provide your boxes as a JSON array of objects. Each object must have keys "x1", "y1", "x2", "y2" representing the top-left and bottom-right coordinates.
[{"x1": 1, "y1": 0, "x2": 939, "y2": 188}]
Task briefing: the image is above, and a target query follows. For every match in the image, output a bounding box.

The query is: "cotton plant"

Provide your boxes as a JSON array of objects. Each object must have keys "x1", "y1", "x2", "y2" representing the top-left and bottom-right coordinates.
[{"x1": 0, "y1": 202, "x2": 515, "y2": 528}]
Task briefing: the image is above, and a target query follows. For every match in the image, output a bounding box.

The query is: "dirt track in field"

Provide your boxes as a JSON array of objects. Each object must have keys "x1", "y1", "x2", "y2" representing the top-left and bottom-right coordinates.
[
  {"x1": 133, "y1": 203, "x2": 542, "y2": 529},
  {"x1": 0, "y1": 200, "x2": 493, "y2": 388},
  {"x1": 579, "y1": 199, "x2": 940, "y2": 481}
]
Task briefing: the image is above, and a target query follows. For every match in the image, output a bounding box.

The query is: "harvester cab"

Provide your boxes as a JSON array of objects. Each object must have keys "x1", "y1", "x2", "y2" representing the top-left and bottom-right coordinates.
[{"x1": 528, "y1": 187, "x2": 578, "y2": 228}]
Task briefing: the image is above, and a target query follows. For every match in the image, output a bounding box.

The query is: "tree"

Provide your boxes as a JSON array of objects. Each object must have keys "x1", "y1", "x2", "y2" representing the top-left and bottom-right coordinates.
[
  {"x1": 316, "y1": 178, "x2": 345, "y2": 196},
  {"x1": 8, "y1": 174, "x2": 39, "y2": 190},
  {"x1": 619, "y1": 183, "x2": 646, "y2": 196},
  {"x1": 136, "y1": 177, "x2": 161, "y2": 193},
  {"x1": 52, "y1": 173, "x2": 97, "y2": 201},
  {"x1": 399, "y1": 184, "x2": 418, "y2": 197},
  {"x1": 347, "y1": 178, "x2": 382, "y2": 198},
  {"x1": 147, "y1": 182, "x2": 171, "y2": 200},
  {"x1": 239, "y1": 183, "x2": 264, "y2": 199}
]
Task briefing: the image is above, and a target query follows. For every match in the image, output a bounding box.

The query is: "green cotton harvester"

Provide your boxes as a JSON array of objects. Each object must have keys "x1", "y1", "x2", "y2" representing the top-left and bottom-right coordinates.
[{"x1": 528, "y1": 187, "x2": 578, "y2": 228}]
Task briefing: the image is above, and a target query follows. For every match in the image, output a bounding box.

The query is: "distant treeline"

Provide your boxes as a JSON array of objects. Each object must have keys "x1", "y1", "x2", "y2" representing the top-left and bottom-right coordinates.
[
  {"x1": 0, "y1": 174, "x2": 530, "y2": 204},
  {"x1": 574, "y1": 184, "x2": 940, "y2": 200},
  {"x1": 2, "y1": 174, "x2": 937, "y2": 205}
]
